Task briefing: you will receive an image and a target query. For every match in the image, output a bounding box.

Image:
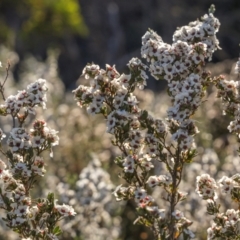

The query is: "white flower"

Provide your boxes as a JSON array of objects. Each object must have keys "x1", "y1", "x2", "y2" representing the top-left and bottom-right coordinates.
[
  {"x1": 116, "y1": 73, "x2": 131, "y2": 89},
  {"x1": 55, "y1": 203, "x2": 76, "y2": 216},
  {"x1": 106, "y1": 112, "x2": 116, "y2": 133},
  {"x1": 158, "y1": 175, "x2": 172, "y2": 186},
  {"x1": 126, "y1": 94, "x2": 138, "y2": 106},
  {"x1": 172, "y1": 210, "x2": 184, "y2": 219},
  {"x1": 225, "y1": 209, "x2": 239, "y2": 225},
  {"x1": 146, "y1": 206, "x2": 165, "y2": 219},
  {"x1": 7, "y1": 128, "x2": 31, "y2": 152},
  {"x1": 139, "y1": 157, "x2": 154, "y2": 171},
  {"x1": 134, "y1": 188, "x2": 147, "y2": 201},
  {"x1": 134, "y1": 188, "x2": 153, "y2": 207},
  {"x1": 13, "y1": 162, "x2": 31, "y2": 178},
  {"x1": 146, "y1": 176, "x2": 159, "y2": 188},
  {"x1": 207, "y1": 223, "x2": 216, "y2": 240},
  {"x1": 32, "y1": 135, "x2": 45, "y2": 148},
  {"x1": 82, "y1": 63, "x2": 100, "y2": 79},
  {"x1": 123, "y1": 156, "x2": 135, "y2": 173},
  {"x1": 43, "y1": 127, "x2": 59, "y2": 147},
  {"x1": 218, "y1": 176, "x2": 235, "y2": 194},
  {"x1": 11, "y1": 216, "x2": 26, "y2": 226},
  {"x1": 13, "y1": 204, "x2": 28, "y2": 217},
  {"x1": 196, "y1": 174, "x2": 218, "y2": 200},
  {"x1": 106, "y1": 64, "x2": 119, "y2": 80},
  {"x1": 27, "y1": 206, "x2": 39, "y2": 220},
  {"x1": 31, "y1": 156, "x2": 45, "y2": 176},
  {"x1": 86, "y1": 101, "x2": 100, "y2": 115}
]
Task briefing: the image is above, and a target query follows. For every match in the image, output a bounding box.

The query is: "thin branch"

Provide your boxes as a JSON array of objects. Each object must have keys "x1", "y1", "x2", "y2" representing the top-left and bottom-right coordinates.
[
  {"x1": 0, "y1": 61, "x2": 11, "y2": 101},
  {"x1": 0, "y1": 148, "x2": 8, "y2": 158}
]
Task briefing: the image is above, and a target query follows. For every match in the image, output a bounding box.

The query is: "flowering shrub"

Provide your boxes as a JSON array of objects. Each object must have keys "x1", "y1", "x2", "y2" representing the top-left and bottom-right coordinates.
[
  {"x1": 55, "y1": 154, "x2": 121, "y2": 240},
  {"x1": 73, "y1": 5, "x2": 240, "y2": 240},
  {"x1": 0, "y1": 47, "x2": 124, "y2": 239},
  {"x1": 1, "y1": 4, "x2": 240, "y2": 240},
  {"x1": 0, "y1": 63, "x2": 76, "y2": 239}
]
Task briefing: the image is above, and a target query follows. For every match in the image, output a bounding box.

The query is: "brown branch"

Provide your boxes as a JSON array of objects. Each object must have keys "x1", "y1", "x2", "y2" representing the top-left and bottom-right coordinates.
[{"x1": 0, "y1": 61, "x2": 11, "y2": 101}]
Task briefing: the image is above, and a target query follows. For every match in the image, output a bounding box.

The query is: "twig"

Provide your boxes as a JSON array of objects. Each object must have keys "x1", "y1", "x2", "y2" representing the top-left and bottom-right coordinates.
[{"x1": 0, "y1": 61, "x2": 11, "y2": 101}]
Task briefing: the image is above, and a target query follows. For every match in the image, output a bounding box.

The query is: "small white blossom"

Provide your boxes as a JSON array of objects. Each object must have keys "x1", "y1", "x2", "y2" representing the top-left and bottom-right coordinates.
[
  {"x1": 55, "y1": 203, "x2": 76, "y2": 217},
  {"x1": 196, "y1": 174, "x2": 218, "y2": 200},
  {"x1": 172, "y1": 210, "x2": 184, "y2": 219},
  {"x1": 218, "y1": 176, "x2": 235, "y2": 194}
]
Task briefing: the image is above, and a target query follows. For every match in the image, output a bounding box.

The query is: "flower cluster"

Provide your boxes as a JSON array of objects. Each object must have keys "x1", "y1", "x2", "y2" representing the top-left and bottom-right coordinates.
[
  {"x1": 213, "y1": 74, "x2": 240, "y2": 140},
  {"x1": 196, "y1": 174, "x2": 218, "y2": 200},
  {"x1": 7, "y1": 120, "x2": 59, "y2": 155},
  {"x1": 207, "y1": 208, "x2": 240, "y2": 239},
  {"x1": 74, "y1": 60, "x2": 183, "y2": 237},
  {"x1": 173, "y1": 12, "x2": 220, "y2": 59},
  {"x1": 73, "y1": 5, "x2": 240, "y2": 240},
  {"x1": 146, "y1": 174, "x2": 172, "y2": 188},
  {"x1": 196, "y1": 171, "x2": 240, "y2": 239},
  {"x1": 56, "y1": 157, "x2": 120, "y2": 240},
  {"x1": 73, "y1": 6, "x2": 221, "y2": 238},
  {"x1": 0, "y1": 6, "x2": 232, "y2": 240},
  {"x1": 141, "y1": 12, "x2": 219, "y2": 153},
  {"x1": 0, "y1": 78, "x2": 47, "y2": 116},
  {"x1": 0, "y1": 78, "x2": 75, "y2": 239},
  {"x1": 192, "y1": 55, "x2": 240, "y2": 238}
]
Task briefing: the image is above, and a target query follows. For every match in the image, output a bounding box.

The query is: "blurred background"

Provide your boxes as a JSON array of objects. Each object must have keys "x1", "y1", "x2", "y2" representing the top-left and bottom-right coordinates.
[
  {"x1": 0, "y1": 0, "x2": 239, "y2": 239},
  {"x1": 0, "y1": 0, "x2": 240, "y2": 89}
]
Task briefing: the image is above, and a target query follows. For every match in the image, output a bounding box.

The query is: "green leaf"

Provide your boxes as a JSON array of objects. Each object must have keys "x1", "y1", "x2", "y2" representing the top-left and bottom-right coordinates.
[{"x1": 53, "y1": 226, "x2": 62, "y2": 235}]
